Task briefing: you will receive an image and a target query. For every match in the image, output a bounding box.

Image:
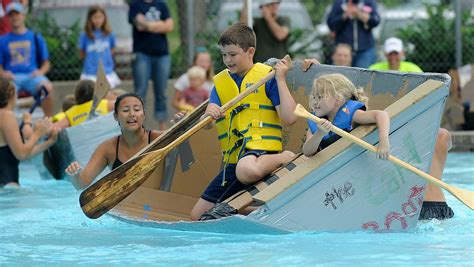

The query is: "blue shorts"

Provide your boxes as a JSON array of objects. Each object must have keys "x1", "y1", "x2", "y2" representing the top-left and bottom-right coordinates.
[
  {"x1": 201, "y1": 149, "x2": 277, "y2": 203},
  {"x1": 14, "y1": 73, "x2": 49, "y2": 96}
]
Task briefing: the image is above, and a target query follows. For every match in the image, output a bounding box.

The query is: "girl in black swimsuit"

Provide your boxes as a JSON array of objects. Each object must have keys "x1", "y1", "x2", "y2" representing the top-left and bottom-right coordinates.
[
  {"x1": 66, "y1": 93, "x2": 183, "y2": 190},
  {"x1": 0, "y1": 79, "x2": 57, "y2": 187}
]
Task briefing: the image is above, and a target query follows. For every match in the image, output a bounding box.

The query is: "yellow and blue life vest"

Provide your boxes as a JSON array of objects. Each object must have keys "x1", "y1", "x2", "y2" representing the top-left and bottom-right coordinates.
[
  {"x1": 308, "y1": 100, "x2": 366, "y2": 149},
  {"x1": 65, "y1": 99, "x2": 109, "y2": 126},
  {"x1": 214, "y1": 63, "x2": 282, "y2": 164}
]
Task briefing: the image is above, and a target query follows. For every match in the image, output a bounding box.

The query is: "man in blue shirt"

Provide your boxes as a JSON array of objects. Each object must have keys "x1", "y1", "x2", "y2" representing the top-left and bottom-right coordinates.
[{"x1": 0, "y1": 2, "x2": 54, "y2": 116}]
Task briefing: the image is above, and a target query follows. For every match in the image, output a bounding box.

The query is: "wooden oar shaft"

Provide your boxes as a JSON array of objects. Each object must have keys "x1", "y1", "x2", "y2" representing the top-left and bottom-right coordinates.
[{"x1": 295, "y1": 104, "x2": 474, "y2": 210}]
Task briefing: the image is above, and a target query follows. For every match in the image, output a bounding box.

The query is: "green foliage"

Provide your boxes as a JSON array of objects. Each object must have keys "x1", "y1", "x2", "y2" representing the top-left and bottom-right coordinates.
[
  {"x1": 398, "y1": 4, "x2": 474, "y2": 73},
  {"x1": 301, "y1": 0, "x2": 332, "y2": 25},
  {"x1": 287, "y1": 28, "x2": 320, "y2": 59},
  {"x1": 27, "y1": 13, "x2": 82, "y2": 81}
]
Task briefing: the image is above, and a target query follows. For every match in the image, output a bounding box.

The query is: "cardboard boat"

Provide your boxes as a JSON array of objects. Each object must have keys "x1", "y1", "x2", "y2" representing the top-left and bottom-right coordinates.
[{"x1": 104, "y1": 64, "x2": 449, "y2": 234}]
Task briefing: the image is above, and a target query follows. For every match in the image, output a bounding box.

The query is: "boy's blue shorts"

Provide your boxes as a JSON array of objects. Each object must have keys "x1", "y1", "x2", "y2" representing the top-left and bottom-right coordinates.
[
  {"x1": 201, "y1": 149, "x2": 277, "y2": 203},
  {"x1": 14, "y1": 73, "x2": 48, "y2": 96}
]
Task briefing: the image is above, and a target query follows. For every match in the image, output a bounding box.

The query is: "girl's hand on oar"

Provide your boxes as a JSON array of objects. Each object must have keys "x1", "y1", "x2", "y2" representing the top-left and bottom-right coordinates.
[{"x1": 318, "y1": 118, "x2": 332, "y2": 134}]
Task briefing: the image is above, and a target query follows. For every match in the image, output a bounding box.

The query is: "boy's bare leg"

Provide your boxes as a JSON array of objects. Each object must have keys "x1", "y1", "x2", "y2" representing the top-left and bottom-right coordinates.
[
  {"x1": 424, "y1": 128, "x2": 451, "y2": 202},
  {"x1": 190, "y1": 198, "x2": 215, "y2": 221},
  {"x1": 236, "y1": 150, "x2": 295, "y2": 184}
]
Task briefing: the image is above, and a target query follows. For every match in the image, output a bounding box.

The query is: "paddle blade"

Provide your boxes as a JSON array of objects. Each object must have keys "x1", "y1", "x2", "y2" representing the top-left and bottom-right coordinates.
[
  {"x1": 80, "y1": 150, "x2": 164, "y2": 219},
  {"x1": 449, "y1": 186, "x2": 474, "y2": 210},
  {"x1": 88, "y1": 60, "x2": 110, "y2": 120}
]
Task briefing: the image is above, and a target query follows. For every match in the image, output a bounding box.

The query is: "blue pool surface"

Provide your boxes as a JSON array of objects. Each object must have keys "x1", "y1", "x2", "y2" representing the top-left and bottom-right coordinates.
[{"x1": 1, "y1": 152, "x2": 473, "y2": 265}]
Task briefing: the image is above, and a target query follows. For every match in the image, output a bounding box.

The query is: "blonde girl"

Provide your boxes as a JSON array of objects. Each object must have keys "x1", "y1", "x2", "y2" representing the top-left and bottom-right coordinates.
[{"x1": 302, "y1": 73, "x2": 390, "y2": 159}]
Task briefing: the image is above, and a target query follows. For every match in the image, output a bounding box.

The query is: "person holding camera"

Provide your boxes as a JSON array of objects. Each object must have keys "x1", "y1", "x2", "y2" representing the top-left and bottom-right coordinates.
[{"x1": 327, "y1": 0, "x2": 380, "y2": 68}]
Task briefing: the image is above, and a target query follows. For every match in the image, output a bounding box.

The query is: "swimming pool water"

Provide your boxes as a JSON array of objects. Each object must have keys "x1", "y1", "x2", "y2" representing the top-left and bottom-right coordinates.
[{"x1": 1, "y1": 153, "x2": 473, "y2": 265}]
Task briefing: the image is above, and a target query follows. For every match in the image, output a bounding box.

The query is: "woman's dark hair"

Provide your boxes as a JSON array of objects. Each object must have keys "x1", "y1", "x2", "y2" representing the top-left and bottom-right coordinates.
[
  {"x1": 0, "y1": 79, "x2": 15, "y2": 108},
  {"x1": 114, "y1": 92, "x2": 145, "y2": 114},
  {"x1": 74, "y1": 80, "x2": 95, "y2": 104}
]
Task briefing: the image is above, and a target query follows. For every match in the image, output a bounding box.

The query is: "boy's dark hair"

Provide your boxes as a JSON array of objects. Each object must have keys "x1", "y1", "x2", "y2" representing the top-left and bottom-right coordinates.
[
  {"x1": 74, "y1": 80, "x2": 95, "y2": 104},
  {"x1": 218, "y1": 22, "x2": 256, "y2": 52}
]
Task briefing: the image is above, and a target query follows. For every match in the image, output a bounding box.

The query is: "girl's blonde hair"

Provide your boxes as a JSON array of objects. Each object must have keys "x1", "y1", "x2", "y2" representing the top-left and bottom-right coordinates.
[
  {"x1": 85, "y1": 5, "x2": 112, "y2": 40},
  {"x1": 310, "y1": 73, "x2": 368, "y2": 111}
]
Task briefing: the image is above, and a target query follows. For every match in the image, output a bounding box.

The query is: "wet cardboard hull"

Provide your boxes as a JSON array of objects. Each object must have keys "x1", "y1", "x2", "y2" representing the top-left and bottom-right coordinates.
[{"x1": 106, "y1": 64, "x2": 450, "y2": 233}]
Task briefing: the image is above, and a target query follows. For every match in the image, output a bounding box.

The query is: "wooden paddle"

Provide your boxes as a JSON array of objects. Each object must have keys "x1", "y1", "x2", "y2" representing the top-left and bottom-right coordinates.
[
  {"x1": 294, "y1": 104, "x2": 474, "y2": 210},
  {"x1": 79, "y1": 55, "x2": 293, "y2": 219},
  {"x1": 87, "y1": 60, "x2": 110, "y2": 120}
]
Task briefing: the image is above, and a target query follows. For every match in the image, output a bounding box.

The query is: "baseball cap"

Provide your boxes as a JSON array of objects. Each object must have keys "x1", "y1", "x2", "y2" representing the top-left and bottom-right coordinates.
[
  {"x1": 6, "y1": 2, "x2": 25, "y2": 14},
  {"x1": 384, "y1": 37, "x2": 403, "y2": 54},
  {"x1": 259, "y1": 0, "x2": 281, "y2": 8}
]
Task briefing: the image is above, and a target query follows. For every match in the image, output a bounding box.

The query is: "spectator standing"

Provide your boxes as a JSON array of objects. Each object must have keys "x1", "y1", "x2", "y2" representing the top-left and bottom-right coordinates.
[
  {"x1": 173, "y1": 66, "x2": 209, "y2": 112},
  {"x1": 327, "y1": 0, "x2": 380, "y2": 68},
  {"x1": 79, "y1": 5, "x2": 121, "y2": 89},
  {"x1": 129, "y1": 0, "x2": 173, "y2": 130},
  {"x1": 369, "y1": 37, "x2": 422, "y2": 72},
  {"x1": 240, "y1": 0, "x2": 289, "y2": 63},
  {"x1": 0, "y1": 2, "x2": 54, "y2": 116}
]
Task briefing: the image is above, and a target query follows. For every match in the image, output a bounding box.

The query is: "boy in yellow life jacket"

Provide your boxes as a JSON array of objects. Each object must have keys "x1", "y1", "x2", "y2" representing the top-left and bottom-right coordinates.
[
  {"x1": 190, "y1": 23, "x2": 297, "y2": 221},
  {"x1": 54, "y1": 80, "x2": 114, "y2": 129}
]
